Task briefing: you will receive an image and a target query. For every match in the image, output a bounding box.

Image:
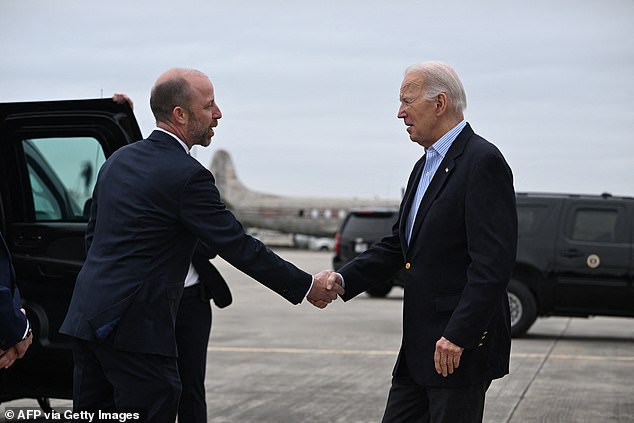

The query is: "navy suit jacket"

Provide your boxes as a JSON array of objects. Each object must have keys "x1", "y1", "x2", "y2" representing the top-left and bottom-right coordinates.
[
  {"x1": 339, "y1": 124, "x2": 517, "y2": 387},
  {"x1": 191, "y1": 242, "x2": 232, "y2": 308},
  {"x1": 0, "y1": 232, "x2": 28, "y2": 350},
  {"x1": 60, "y1": 130, "x2": 311, "y2": 357}
]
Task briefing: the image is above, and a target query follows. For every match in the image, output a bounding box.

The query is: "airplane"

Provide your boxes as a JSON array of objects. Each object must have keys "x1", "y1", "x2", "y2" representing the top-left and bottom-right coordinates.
[{"x1": 209, "y1": 150, "x2": 400, "y2": 237}]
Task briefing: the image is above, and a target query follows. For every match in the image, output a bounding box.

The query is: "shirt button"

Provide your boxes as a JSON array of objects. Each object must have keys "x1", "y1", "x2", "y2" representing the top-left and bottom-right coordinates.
[{"x1": 405, "y1": 262, "x2": 411, "y2": 270}]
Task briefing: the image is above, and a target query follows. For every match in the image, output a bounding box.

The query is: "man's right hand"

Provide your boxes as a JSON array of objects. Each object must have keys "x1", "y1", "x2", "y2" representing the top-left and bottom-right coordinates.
[{"x1": 307, "y1": 270, "x2": 344, "y2": 309}]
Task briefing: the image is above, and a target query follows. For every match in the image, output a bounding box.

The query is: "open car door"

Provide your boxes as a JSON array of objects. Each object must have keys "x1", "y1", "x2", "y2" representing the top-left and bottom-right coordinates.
[{"x1": 0, "y1": 99, "x2": 142, "y2": 404}]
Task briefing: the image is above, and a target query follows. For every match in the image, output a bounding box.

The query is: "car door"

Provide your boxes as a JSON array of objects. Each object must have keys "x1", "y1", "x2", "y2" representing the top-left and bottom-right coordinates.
[
  {"x1": 553, "y1": 198, "x2": 633, "y2": 316},
  {"x1": 0, "y1": 99, "x2": 141, "y2": 401}
]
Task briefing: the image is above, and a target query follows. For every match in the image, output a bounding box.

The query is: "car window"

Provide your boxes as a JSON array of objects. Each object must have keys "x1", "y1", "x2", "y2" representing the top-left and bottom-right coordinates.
[
  {"x1": 22, "y1": 137, "x2": 106, "y2": 222},
  {"x1": 570, "y1": 209, "x2": 619, "y2": 243},
  {"x1": 517, "y1": 204, "x2": 549, "y2": 236},
  {"x1": 343, "y1": 213, "x2": 397, "y2": 239}
]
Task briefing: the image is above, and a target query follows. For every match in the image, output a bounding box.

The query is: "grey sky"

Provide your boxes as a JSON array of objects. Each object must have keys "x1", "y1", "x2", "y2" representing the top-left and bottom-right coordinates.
[{"x1": 2, "y1": 0, "x2": 633, "y2": 198}]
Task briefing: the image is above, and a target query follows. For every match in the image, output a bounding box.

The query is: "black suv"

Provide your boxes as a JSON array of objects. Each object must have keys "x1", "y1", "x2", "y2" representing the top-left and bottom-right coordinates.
[
  {"x1": 333, "y1": 193, "x2": 634, "y2": 337},
  {"x1": 333, "y1": 208, "x2": 403, "y2": 297},
  {"x1": 0, "y1": 99, "x2": 141, "y2": 406}
]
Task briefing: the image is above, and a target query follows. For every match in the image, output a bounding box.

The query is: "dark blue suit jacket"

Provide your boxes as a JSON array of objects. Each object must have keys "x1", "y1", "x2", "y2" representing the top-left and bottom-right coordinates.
[
  {"x1": 339, "y1": 124, "x2": 517, "y2": 387},
  {"x1": 60, "y1": 130, "x2": 311, "y2": 357},
  {"x1": 0, "y1": 232, "x2": 28, "y2": 350},
  {"x1": 191, "y1": 242, "x2": 232, "y2": 308}
]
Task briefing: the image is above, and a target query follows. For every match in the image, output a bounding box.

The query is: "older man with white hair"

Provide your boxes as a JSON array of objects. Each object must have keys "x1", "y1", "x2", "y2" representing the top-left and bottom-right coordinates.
[{"x1": 326, "y1": 61, "x2": 518, "y2": 422}]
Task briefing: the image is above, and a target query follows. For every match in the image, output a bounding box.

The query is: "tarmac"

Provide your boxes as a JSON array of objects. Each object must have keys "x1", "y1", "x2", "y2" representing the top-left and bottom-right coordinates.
[{"x1": 2, "y1": 249, "x2": 633, "y2": 422}]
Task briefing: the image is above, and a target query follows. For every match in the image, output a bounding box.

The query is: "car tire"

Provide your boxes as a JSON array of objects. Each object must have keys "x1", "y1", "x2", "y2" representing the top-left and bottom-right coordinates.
[
  {"x1": 507, "y1": 279, "x2": 537, "y2": 337},
  {"x1": 366, "y1": 280, "x2": 393, "y2": 298}
]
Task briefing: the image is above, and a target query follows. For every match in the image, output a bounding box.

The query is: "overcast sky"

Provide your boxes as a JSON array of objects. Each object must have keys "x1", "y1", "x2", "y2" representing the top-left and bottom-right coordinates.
[{"x1": 2, "y1": 0, "x2": 632, "y2": 199}]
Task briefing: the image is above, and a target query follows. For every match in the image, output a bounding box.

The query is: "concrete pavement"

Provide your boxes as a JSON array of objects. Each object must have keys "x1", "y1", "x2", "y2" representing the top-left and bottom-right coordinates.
[{"x1": 2, "y1": 249, "x2": 632, "y2": 422}]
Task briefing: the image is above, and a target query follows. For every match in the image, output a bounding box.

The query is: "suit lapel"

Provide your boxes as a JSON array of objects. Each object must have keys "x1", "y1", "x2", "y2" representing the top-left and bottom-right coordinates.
[
  {"x1": 407, "y1": 124, "x2": 473, "y2": 248},
  {"x1": 399, "y1": 156, "x2": 426, "y2": 253}
]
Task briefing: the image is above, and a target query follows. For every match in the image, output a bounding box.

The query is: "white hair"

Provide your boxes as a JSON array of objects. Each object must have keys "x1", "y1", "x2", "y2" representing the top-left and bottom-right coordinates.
[{"x1": 405, "y1": 61, "x2": 467, "y2": 115}]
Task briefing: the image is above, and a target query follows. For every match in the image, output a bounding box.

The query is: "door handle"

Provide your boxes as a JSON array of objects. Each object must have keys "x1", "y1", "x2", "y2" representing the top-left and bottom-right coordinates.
[
  {"x1": 14, "y1": 234, "x2": 44, "y2": 248},
  {"x1": 560, "y1": 248, "x2": 584, "y2": 258}
]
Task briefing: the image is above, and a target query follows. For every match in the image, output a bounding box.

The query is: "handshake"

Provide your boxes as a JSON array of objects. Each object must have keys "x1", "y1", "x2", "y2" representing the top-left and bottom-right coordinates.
[{"x1": 306, "y1": 270, "x2": 344, "y2": 309}]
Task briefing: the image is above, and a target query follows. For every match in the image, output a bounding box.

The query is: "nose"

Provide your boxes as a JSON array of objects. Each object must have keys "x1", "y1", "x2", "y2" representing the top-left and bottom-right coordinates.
[
  {"x1": 213, "y1": 103, "x2": 222, "y2": 119},
  {"x1": 397, "y1": 105, "x2": 406, "y2": 119}
]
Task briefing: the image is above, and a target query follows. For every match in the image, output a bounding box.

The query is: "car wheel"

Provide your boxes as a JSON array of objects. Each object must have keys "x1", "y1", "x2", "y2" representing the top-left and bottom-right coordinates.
[
  {"x1": 366, "y1": 280, "x2": 393, "y2": 298},
  {"x1": 507, "y1": 279, "x2": 537, "y2": 337},
  {"x1": 37, "y1": 397, "x2": 52, "y2": 413}
]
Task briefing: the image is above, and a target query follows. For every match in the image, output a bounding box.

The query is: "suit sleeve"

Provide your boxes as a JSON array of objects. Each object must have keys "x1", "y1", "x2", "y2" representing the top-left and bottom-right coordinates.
[
  {"x1": 339, "y1": 227, "x2": 404, "y2": 300},
  {"x1": 0, "y1": 285, "x2": 28, "y2": 350},
  {"x1": 194, "y1": 240, "x2": 215, "y2": 260},
  {"x1": 179, "y1": 168, "x2": 312, "y2": 305},
  {"x1": 443, "y1": 150, "x2": 518, "y2": 348},
  {"x1": 338, "y1": 159, "x2": 425, "y2": 300}
]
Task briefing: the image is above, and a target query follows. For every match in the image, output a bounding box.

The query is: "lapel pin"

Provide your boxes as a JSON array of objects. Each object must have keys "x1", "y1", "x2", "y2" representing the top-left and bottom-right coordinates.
[{"x1": 445, "y1": 167, "x2": 449, "y2": 173}]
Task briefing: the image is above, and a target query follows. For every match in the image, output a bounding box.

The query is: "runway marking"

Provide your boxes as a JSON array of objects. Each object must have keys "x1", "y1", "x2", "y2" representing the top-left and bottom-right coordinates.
[
  {"x1": 208, "y1": 346, "x2": 634, "y2": 362},
  {"x1": 208, "y1": 346, "x2": 396, "y2": 356},
  {"x1": 512, "y1": 352, "x2": 634, "y2": 362}
]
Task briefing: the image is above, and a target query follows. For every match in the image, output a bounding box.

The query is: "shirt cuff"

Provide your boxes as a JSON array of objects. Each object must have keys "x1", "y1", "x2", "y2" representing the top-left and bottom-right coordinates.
[
  {"x1": 22, "y1": 319, "x2": 30, "y2": 340},
  {"x1": 304, "y1": 275, "x2": 315, "y2": 299},
  {"x1": 336, "y1": 272, "x2": 345, "y2": 288}
]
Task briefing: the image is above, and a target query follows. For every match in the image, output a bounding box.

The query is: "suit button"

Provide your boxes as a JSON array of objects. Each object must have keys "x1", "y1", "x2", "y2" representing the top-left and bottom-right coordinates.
[{"x1": 405, "y1": 262, "x2": 411, "y2": 270}]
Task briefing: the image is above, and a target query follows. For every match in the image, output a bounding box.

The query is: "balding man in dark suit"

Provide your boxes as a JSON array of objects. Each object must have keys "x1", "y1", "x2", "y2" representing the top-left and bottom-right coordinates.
[{"x1": 60, "y1": 68, "x2": 343, "y2": 423}]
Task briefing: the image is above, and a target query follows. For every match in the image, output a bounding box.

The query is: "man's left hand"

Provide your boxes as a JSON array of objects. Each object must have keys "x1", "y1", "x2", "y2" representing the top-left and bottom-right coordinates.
[
  {"x1": 434, "y1": 336, "x2": 464, "y2": 377},
  {"x1": 0, "y1": 347, "x2": 18, "y2": 369}
]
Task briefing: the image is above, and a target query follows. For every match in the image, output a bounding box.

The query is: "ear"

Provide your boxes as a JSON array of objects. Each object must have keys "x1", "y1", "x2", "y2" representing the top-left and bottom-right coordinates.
[
  {"x1": 172, "y1": 106, "x2": 188, "y2": 124},
  {"x1": 435, "y1": 93, "x2": 448, "y2": 117}
]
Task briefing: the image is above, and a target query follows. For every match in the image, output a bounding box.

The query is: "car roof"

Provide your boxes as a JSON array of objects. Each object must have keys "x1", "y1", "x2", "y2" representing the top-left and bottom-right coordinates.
[
  {"x1": 0, "y1": 98, "x2": 141, "y2": 141},
  {"x1": 516, "y1": 192, "x2": 634, "y2": 202},
  {"x1": 348, "y1": 206, "x2": 400, "y2": 214}
]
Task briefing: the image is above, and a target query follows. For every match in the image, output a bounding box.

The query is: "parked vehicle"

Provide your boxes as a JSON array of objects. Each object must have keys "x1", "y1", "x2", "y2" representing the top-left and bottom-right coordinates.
[
  {"x1": 0, "y1": 99, "x2": 141, "y2": 407},
  {"x1": 333, "y1": 208, "x2": 403, "y2": 297},
  {"x1": 308, "y1": 237, "x2": 335, "y2": 252},
  {"x1": 333, "y1": 194, "x2": 634, "y2": 337}
]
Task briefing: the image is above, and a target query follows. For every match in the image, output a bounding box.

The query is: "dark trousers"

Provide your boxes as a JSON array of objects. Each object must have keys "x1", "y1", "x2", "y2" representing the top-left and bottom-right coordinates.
[
  {"x1": 381, "y1": 357, "x2": 491, "y2": 423},
  {"x1": 175, "y1": 286, "x2": 212, "y2": 423},
  {"x1": 71, "y1": 338, "x2": 181, "y2": 423}
]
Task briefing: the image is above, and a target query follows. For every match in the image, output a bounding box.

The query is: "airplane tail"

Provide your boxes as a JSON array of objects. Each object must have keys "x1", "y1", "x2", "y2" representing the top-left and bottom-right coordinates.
[{"x1": 210, "y1": 149, "x2": 250, "y2": 205}]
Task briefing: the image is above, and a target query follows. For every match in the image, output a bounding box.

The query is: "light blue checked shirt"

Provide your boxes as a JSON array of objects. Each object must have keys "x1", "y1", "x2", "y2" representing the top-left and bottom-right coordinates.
[{"x1": 405, "y1": 120, "x2": 467, "y2": 244}]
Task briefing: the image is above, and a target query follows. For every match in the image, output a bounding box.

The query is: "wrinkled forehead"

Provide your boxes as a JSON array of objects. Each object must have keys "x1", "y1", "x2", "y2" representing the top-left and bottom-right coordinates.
[{"x1": 400, "y1": 72, "x2": 426, "y2": 99}]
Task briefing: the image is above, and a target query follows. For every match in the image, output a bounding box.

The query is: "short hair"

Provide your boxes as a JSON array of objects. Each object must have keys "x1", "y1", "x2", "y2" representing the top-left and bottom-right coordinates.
[
  {"x1": 150, "y1": 69, "x2": 207, "y2": 123},
  {"x1": 405, "y1": 61, "x2": 467, "y2": 114}
]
